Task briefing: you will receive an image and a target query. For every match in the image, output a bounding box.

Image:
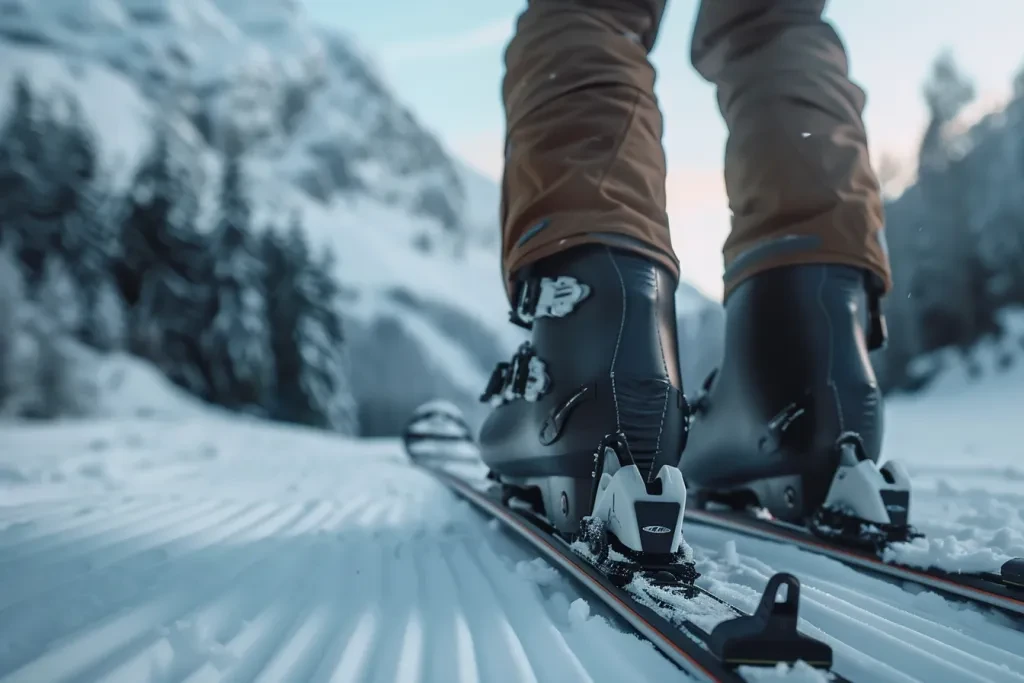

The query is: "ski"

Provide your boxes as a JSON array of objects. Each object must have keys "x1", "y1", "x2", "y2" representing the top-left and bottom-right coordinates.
[
  {"x1": 680, "y1": 428, "x2": 1024, "y2": 620},
  {"x1": 685, "y1": 507, "x2": 1024, "y2": 620},
  {"x1": 403, "y1": 402, "x2": 846, "y2": 682}
]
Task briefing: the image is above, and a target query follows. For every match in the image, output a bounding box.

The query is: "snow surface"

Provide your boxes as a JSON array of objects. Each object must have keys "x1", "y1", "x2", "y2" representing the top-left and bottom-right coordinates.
[
  {"x1": 1, "y1": 349, "x2": 1023, "y2": 682},
  {"x1": 881, "y1": 326, "x2": 1024, "y2": 574}
]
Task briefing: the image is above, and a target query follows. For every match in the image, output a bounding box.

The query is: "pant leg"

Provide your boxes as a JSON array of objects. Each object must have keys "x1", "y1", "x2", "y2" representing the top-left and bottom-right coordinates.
[
  {"x1": 690, "y1": 0, "x2": 892, "y2": 299},
  {"x1": 500, "y1": 0, "x2": 677, "y2": 300}
]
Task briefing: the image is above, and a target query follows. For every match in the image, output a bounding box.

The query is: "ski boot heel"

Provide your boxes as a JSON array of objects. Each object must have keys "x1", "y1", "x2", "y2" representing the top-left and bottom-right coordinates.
[
  {"x1": 811, "y1": 433, "x2": 920, "y2": 549},
  {"x1": 710, "y1": 573, "x2": 833, "y2": 669}
]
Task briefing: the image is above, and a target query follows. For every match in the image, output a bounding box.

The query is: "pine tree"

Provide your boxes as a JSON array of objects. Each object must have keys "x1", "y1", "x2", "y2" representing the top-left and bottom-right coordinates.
[
  {"x1": 0, "y1": 78, "x2": 61, "y2": 283},
  {"x1": 261, "y1": 223, "x2": 304, "y2": 423},
  {"x1": 120, "y1": 125, "x2": 214, "y2": 398},
  {"x1": 295, "y1": 245, "x2": 358, "y2": 433},
  {"x1": 119, "y1": 124, "x2": 207, "y2": 296},
  {"x1": 54, "y1": 98, "x2": 116, "y2": 342},
  {"x1": 35, "y1": 255, "x2": 83, "y2": 335},
  {"x1": 0, "y1": 80, "x2": 117, "y2": 351},
  {"x1": 263, "y1": 218, "x2": 356, "y2": 432},
  {"x1": 914, "y1": 52, "x2": 990, "y2": 353},
  {"x1": 84, "y1": 276, "x2": 127, "y2": 352},
  {"x1": 0, "y1": 244, "x2": 27, "y2": 412},
  {"x1": 0, "y1": 77, "x2": 43, "y2": 240},
  {"x1": 120, "y1": 126, "x2": 172, "y2": 304},
  {"x1": 202, "y1": 139, "x2": 274, "y2": 411},
  {"x1": 38, "y1": 94, "x2": 96, "y2": 226}
]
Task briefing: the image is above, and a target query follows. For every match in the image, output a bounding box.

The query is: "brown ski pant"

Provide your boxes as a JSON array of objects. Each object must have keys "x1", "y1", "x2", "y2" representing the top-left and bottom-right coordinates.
[{"x1": 500, "y1": 0, "x2": 892, "y2": 301}]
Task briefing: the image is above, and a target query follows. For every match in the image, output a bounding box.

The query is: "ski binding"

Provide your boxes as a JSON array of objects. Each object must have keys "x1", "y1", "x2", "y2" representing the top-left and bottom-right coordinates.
[
  {"x1": 811, "y1": 433, "x2": 921, "y2": 550},
  {"x1": 572, "y1": 433, "x2": 698, "y2": 586}
]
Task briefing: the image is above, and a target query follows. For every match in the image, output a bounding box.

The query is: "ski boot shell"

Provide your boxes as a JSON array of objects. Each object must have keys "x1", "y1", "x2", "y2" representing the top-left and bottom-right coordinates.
[
  {"x1": 478, "y1": 245, "x2": 689, "y2": 537},
  {"x1": 682, "y1": 264, "x2": 914, "y2": 534}
]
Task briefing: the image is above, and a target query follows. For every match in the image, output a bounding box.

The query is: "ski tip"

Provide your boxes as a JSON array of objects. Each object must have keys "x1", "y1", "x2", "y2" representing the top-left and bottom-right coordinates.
[
  {"x1": 1001, "y1": 558, "x2": 1024, "y2": 588},
  {"x1": 402, "y1": 399, "x2": 478, "y2": 464},
  {"x1": 709, "y1": 572, "x2": 834, "y2": 670},
  {"x1": 409, "y1": 399, "x2": 467, "y2": 423}
]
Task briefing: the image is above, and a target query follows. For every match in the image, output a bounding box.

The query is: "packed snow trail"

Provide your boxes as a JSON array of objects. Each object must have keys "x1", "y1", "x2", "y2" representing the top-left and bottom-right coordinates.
[
  {"x1": 0, "y1": 415, "x2": 1022, "y2": 683},
  {"x1": 0, "y1": 420, "x2": 687, "y2": 683}
]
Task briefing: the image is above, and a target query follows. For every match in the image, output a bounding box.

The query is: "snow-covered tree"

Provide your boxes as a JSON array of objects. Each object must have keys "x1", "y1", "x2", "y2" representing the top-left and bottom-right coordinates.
[
  {"x1": 35, "y1": 255, "x2": 83, "y2": 335},
  {"x1": 912, "y1": 52, "x2": 997, "y2": 352},
  {"x1": 202, "y1": 141, "x2": 274, "y2": 411},
  {"x1": 121, "y1": 125, "x2": 213, "y2": 398},
  {"x1": 0, "y1": 77, "x2": 43, "y2": 239},
  {"x1": 261, "y1": 220, "x2": 357, "y2": 433},
  {"x1": 83, "y1": 276, "x2": 127, "y2": 352},
  {"x1": 293, "y1": 245, "x2": 357, "y2": 433},
  {"x1": 119, "y1": 124, "x2": 205, "y2": 300},
  {"x1": 0, "y1": 245, "x2": 28, "y2": 412}
]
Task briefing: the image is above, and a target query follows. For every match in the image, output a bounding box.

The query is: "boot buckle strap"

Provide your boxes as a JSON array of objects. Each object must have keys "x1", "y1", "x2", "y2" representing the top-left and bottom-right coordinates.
[
  {"x1": 479, "y1": 342, "x2": 551, "y2": 405},
  {"x1": 510, "y1": 275, "x2": 591, "y2": 329}
]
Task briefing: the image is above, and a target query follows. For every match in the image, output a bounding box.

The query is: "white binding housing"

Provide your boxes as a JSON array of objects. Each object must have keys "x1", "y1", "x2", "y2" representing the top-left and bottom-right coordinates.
[
  {"x1": 590, "y1": 450, "x2": 688, "y2": 554},
  {"x1": 822, "y1": 458, "x2": 912, "y2": 525}
]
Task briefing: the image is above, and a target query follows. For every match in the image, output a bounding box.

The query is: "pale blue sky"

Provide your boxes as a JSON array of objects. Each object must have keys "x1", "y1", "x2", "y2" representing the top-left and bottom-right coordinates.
[{"x1": 310, "y1": 1, "x2": 1024, "y2": 299}]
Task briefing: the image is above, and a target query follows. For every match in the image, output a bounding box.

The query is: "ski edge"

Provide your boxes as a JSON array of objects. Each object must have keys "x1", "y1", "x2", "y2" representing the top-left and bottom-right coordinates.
[{"x1": 685, "y1": 508, "x2": 1024, "y2": 619}]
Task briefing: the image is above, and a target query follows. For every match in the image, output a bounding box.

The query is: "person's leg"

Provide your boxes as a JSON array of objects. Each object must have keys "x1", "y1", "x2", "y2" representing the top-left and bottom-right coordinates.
[
  {"x1": 682, "y1": 2, "x2": 907, "y2": 530},
  {"x1": 499, "y1": 0, "x2": 676, "y2": 300},
  {"x1": 482, "y1": 0, "x2": 688, "y2": 540},
  {"x1": 690, "y1": 0, "x2": 892, "y2": 298}
]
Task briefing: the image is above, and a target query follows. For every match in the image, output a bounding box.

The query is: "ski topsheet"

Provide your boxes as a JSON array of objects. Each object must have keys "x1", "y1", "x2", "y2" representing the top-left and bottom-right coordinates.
[{"x1": 684, "y1": 507, "x2": 1024, "y2": 620}]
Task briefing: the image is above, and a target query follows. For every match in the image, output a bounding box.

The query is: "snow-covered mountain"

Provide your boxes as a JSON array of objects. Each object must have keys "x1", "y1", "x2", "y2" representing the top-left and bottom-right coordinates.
[
  {"x1": 0, "y1": 0, "x2": 482, "y2": 236},
  {"x1": 0, "y1": 0, "x2": 718, "y2": 435}
]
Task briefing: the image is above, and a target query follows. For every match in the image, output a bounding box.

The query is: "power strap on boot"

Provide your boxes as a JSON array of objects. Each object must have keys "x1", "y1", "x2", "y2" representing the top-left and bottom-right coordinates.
[
  {"x1": 509, "y1": 275, "x2": 591, "y2": 329},
  {"x1": 480, "y1": 342, "x2": 551, "y2": 405}
]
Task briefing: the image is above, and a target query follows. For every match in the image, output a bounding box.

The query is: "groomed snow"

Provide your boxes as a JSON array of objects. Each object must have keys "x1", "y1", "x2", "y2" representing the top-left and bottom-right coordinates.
[
  {"x1": 0, "y1": 420, "x2": 684, "y2": 683},
  {"x1": 882, "y1": 320, "x2": 1024, "y2": 573},
  {"x1": 1, "y1": 347, "x2": 1023, "y2": 682}
]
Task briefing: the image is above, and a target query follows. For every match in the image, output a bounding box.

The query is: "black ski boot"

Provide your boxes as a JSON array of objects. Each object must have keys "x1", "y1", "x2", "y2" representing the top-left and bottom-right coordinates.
[
  {"x1": 682, "y1": 264, "x2": 914, "y2": 540},
  {"x1": 478, "y1": 244, "x2": 690, "y2": 554}
]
